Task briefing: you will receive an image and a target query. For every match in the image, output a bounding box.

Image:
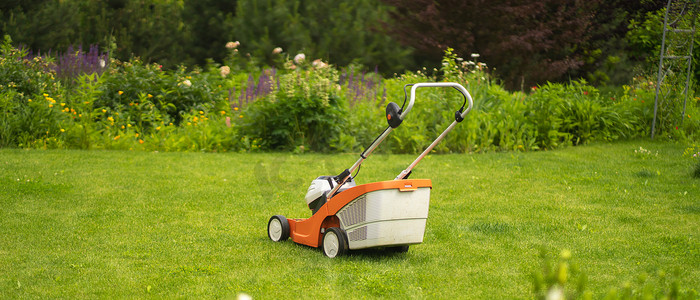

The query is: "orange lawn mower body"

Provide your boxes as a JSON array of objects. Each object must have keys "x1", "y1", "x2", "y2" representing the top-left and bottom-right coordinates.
[{"x1": 267, "y1": 83, "x2": 474, "y2": 258}]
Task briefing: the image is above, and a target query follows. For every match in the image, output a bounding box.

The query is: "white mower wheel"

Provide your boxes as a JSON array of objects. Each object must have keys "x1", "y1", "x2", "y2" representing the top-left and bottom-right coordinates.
[
  {"x1": 322, "y1": 227, "x2": 348, "y2": 258},
  {"x1": 267, "y1": 215, "x2": 290, "y2": 242}
]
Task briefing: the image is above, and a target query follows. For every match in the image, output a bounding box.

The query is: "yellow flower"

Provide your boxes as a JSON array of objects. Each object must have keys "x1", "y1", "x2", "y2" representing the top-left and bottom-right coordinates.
[
  {"x1": 60, "y1": 103, "x2": 65, "y2": 107},
  {"x1": 135, "y1": 133, "x2": 140, "y2": 138},
  {"x1": 193, "y1": 117, "x2": 199, "y2": 122},
  {"x1": 239, "y1": 115, "x2": 243, "y2": 118},
  {"x1": 118, "y1": 91, "x2": 124, "y2": 95},
  {"x1": 60, "y1": 129, "x2": 65, "y2": 132},
  {"x1": 220, "y1": 111, "x2": 226, "y2": 115},
  {"x1": 121, "y1": 125, "x2": 125, "y2": 129},
  {"x1": 102, "y1": 109, "x2": 107, "y2": 113},
  {"x1": 127, "y1": 124, "x2": 132, "y2": 127},
  {"x1": 169, "y1": 123, "x2": 173, "y2": 126},
  {"x1": 49, "y1": 104, "x2": 53, "y2": 108},
  {"x1": 156, "y1": 126, "x2": 161, "y2": 130},
  {"x1": 187, "y1": 122, "x2": 192, "y2": 126},
  {"x1": 114, "y1": 135, "x2": 121, "y2": 140},
  {"x1": 43, "y1": 93, "x2": 49, "y2": 97},
  {"x1": 139, "y1": 139, "x2": 144, "y2": 144},
  {"x1": 108, "y1": 116, "x2": 114, "y2": 122},
  {"x1": 234, "y1": 107, "x2": 239, "y2": 111},
  {"x1": 28, "y1": 99, "x2": 32, "y2": 102},
  {"x1": 147, "y1": 94, "x2": 153, "y2": 98},
  {"x1": 199, "y1": 111, "x2": 204, "y2": 115}
]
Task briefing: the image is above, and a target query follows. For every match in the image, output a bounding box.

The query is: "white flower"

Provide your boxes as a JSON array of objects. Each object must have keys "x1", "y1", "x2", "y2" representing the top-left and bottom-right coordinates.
[
  {"x1": 546, "y1": 286, "x2": 564, "y2": 300},
  {"x1": 272, "y1": 47, "x2": 283, "y2": 54},
  {"x1": 220, "y1": 66, "x2": 231, "y2": 77},
  {"x1": 312, "y1": 59, "x2": 327, "y2": 68},
  {"x1": 226, "y1": 41, "x2": 240, "y2": 49},
  {"x1": 237, "y1": 293, "x2": 252, "y2": 300},
  {"x1": 294, "y1": 53, "x2": 306, "y2": 64},
  {"x1": 182, "y1": 79, "x2": 192, "y2": 87},
  {"x1": 471, "y1": 53, "x2": 480, "y2": 58},
  {"x1": 98, "y1": 59, "x2": 106, "y2": 68}
]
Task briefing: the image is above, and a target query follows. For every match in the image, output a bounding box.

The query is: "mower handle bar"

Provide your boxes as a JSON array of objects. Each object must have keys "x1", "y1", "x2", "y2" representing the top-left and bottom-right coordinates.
[
  {"x1": 328, "y1": 82, "x2": 472, "y2": 199},
  {"x1": 395, "y1": 82, "x2": 474, "y2": 180}
]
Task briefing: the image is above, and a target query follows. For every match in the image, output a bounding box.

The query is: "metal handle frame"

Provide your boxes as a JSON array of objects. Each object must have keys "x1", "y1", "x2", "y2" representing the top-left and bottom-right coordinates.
[
  {"x1": 326, "y1": 83, "x2": 418, "y2": 199},
  {"x1": 327, "y1": 82, "x2": 473, "y2": 199},
  {"x1": 395, "y1": 83, "x2": 474, "y2": 180}
]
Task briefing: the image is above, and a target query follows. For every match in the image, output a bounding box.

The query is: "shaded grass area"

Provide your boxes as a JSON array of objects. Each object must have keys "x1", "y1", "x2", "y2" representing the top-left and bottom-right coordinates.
[{"x1": 0, "y1": 140, "x2": 698, "y2": 298}]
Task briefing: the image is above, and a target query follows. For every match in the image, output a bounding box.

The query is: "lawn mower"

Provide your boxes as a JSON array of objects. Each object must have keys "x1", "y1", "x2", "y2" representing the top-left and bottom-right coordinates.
[{"x1": 267, "y1": 82, "x2": 474, "y2": 258}]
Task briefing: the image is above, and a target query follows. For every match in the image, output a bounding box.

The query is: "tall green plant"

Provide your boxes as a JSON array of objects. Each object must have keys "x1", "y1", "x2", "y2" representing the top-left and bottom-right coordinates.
[
  {"x1": 239, "y1": 65, "x2": 346, "y2": 151},
  {"x1": 0, "y1": 35, "x2": 65, "y2": 148}
]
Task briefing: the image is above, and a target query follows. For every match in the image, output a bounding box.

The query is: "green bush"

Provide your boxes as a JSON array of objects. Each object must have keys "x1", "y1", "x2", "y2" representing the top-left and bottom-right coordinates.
[
  {"x1": 0, "y1": 35, "x2": 66, "y2": 148},
  {"x1": 0, "y1": 42, "x2": 686, "y2": 153},
  {"x1": 95, "y1": 59, "x2": 222, "y2": 128},
  {"x1": 239, "y1": 64, "x2": 346, "y2": 152}
]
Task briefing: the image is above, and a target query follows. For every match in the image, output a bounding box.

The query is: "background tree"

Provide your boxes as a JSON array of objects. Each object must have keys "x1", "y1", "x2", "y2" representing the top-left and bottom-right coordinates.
[
  {"x1": 182, "y1": 0, "x2": 237, "y2": 66},
  {"x1": 230, "y1": 0, "x2": 414, "y2": 73},
  {"x1": 380, "y1": 0, "x2": 598, "y2": 90}
]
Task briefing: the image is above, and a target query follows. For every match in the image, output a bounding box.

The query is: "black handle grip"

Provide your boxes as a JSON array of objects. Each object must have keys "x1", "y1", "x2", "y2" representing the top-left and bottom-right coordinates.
[{"x1": 386, "y1": 102, "x2": 403, "y2": 128}]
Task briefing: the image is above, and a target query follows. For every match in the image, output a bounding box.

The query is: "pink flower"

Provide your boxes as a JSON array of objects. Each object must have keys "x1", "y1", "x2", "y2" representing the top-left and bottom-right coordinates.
[
  {"x1": 226, "y1": 41, "x2": 240, "y2": 49},
  {"x1": 312, "y1": 59, "x2": 327, "y2": 68},
  {"x1": 220, "y1": 66, "x2": 231, "y2": 77},
  {"x1": 294, "y1": 53, "x2": 306, "y2": 64},
  {"x1": 272, "y1": 47, "x2": 283, "y2": 54},
  {"x1": 225, "y1": 117, "x2": 231, "y2": 128}
]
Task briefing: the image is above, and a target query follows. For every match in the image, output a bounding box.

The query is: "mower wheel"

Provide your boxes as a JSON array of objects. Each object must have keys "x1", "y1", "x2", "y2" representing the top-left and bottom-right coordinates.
[
  {"x1": 267, "y1": 215, "x2": 290, "y2": 242},
  {"x1": 322, "y1": 227, "x2": 348, "y2": 258}
]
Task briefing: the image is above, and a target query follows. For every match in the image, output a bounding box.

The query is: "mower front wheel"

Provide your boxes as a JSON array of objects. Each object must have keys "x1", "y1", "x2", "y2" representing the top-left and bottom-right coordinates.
[
  {"x1": 267, "y1": 215, "x2": 290, "y2": 242},
  {"x1": 322, "y1": 227, "x2": 348, "y2": 258}
]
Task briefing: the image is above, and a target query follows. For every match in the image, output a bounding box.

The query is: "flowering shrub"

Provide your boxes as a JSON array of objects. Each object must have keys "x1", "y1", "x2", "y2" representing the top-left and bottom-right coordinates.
[
  {"x1": 0, "y1": 37, "x2": 687, "y2": 153},
  {"x1": 239, "y1": 63, "x2": 346, "y2": 151},
  {"x1": 0, "y1": 35, "x2": 65, "y2": 147},
  {"x1": 95, "y1": 59, "x2": 221, "y2": 127}
]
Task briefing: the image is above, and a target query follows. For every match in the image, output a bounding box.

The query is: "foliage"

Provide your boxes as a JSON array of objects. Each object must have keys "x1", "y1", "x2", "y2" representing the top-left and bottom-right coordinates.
[
  {"x1": 0, "y1": 39, "x2": 691, "y2": 153},
  {"x1": 95, "y1": 59, "x2": 221, "y2": 127},
  {"x1": 0, "y1": 0, "x2": 412, "y2": 73},
  {"x1": 230, "y1": 0, "x2": 413, "y2": 74},
  {"x1": 533, "y1": 249, "x2": 698, "y2": 300},
  {"x1": 380, "y1": 0, "x2": 600, "y2": 90},
  {"x1": 0, "y1": 35, "x2": 64, "y2": 147},
  {"x1": 533, "y1": 249, "x2": 588, "y2": 300},
  {"x1": 238, "y1": 63, "x2": 347, "y2": 152},
  {"x1": 0, "y1": 0, "x2": 186, "y2": 68},
  {"x1": 685, "y1": 144, "x2": 700, "y2": 178}
]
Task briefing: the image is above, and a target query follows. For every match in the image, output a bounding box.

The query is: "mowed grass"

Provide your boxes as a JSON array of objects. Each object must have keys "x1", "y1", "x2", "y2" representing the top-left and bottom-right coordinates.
[{"x1": 0, "y1": 140, "x2": 698, "y2": 298}]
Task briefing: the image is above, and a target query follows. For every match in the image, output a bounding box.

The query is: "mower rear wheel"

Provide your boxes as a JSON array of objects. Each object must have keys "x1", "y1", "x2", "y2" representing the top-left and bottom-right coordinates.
[
  {"x1": 322, "y1": 227, "x2": 348, "y2": 258},
  {"x1": 267, "y1": 215, "x2": 290, "y2": 242}
]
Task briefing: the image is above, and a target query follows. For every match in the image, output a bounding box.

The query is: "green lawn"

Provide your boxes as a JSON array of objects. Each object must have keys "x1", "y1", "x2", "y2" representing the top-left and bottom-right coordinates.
[{"x1": 1, "y1": 140, "x2": 698, "y2": 298}]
